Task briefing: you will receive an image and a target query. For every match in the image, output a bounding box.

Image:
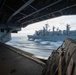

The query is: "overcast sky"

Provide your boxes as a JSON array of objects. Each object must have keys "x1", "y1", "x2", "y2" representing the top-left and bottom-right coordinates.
[{"x1": 12, "y1": 15, "x2": 76, "y2": 36}]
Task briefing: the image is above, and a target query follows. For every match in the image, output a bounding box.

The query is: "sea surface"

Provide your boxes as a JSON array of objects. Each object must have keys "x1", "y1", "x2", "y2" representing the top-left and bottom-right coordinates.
[{"x1": 6, "y1": 36, "x2": 63, "y2": 59}]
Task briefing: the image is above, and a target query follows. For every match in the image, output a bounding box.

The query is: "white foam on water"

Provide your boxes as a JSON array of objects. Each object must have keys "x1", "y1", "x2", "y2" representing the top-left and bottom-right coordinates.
[
  {"x1": 40, "y1": 41, "x2": 51, "y2": 45},
  {"x1": 29, "y1": 38, "x2": 34, "y2": 41},
  {"x1": 34, "y1": 39, "x2": 42, "y2": 42},
  {"x1": 6, "y1": 36, "x2": 63, "y2": 59}
]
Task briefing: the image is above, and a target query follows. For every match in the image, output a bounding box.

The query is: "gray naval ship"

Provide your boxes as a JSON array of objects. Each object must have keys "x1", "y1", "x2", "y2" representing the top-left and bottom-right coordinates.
[{"x1": 27, "y1": 24, "x2": 76, "y2": 41}]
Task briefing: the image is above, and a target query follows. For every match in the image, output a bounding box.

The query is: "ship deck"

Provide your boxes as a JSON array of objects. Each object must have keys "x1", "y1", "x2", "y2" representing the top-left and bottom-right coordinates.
[{"x1": 0, "y1": 42, "x2": 45, "y2": 75}]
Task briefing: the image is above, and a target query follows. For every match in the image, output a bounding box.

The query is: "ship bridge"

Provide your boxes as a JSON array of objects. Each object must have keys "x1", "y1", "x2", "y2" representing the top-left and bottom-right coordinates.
[{"x1": 0, "y1": 0, "x2": 76, "y2": 42}]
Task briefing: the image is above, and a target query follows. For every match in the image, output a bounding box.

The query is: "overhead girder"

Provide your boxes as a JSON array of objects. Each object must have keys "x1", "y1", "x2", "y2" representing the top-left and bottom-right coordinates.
[
  {"x1": 19, "y1": 1, "x2": 76, "y2": 26},
  {"x1": 5, "y1": 4, "x2": 26, "y2": 16},
  {"x1": 0, "y1": 0, "x2": 76, "y2": 29},
  {"x1": 0, "y1": 0, "x2": 6, "y2": 11},
  {"x1": 22, "y1": 3, "x2": 76, "y2": 25},
  {"x1": 17, "y1": 0, "x2": 62, "y2": 22},
  {"x1": 7, "y1": 0, "x2": 34, "y2": 23}
]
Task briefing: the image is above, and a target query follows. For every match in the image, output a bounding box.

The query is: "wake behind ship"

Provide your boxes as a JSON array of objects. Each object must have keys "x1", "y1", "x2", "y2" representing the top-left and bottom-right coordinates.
[{"x1": 27, "y1": 24, "x2": 76, "y2": 41}]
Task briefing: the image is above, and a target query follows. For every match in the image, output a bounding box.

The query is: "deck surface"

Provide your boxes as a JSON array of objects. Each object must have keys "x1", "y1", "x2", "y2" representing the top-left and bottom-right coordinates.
[{"x1": 0, "y1": 43, "x2": 43, "y2": 75}]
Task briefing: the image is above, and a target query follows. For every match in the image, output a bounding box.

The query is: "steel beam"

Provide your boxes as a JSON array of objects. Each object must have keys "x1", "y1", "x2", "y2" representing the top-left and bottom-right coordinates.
[
  {"x1": 22, "y1": 4, "x2": 76, "y2": 25},
  {"x1": 59, "y1": 10, "x2": 63, "y2": 15},
  {"x1": 7, "y1": 0, "x2": 34, "y2": 23},
  {"x1": 17, "y1": 0, "x2": 62, "y2": 22},
  {"x1": 22, "y1": 0, "x2": 37, "y2": 10},
  {"x1": 29, "y1": 5, "x2": 37, "y2": 10},
  {"x1": 0, "y1": 0, "x2": 6, "y2": 11},
  {"x1": 5, "y1": 4, "x2": 26, "y2": 16}
]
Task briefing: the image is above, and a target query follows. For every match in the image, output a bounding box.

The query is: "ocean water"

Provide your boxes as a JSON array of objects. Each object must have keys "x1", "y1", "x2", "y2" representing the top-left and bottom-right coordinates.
[{"x1": 6, "y1": 36, "x2": 63, "y2": 59}]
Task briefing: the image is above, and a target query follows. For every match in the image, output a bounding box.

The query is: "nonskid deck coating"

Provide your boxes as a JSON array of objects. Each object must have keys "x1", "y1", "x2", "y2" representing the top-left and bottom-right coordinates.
[{"x1": 0, "y1": 43, "x2": 43, "y2": 75}]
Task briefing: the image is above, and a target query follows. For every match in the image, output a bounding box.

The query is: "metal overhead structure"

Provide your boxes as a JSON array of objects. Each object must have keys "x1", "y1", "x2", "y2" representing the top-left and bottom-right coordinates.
[
  {"x1": 17, "y1": 0, "x2": 62, "y2": 22},
  {"x1": 0, "y1": 0, "x2": 76, "y2": 32},
  {"x1": 21, "y1": 3, "x2": 76, "y2": 24},
  {"x1": 7, "y1": 0, "x2": 34, "y2": 23}
]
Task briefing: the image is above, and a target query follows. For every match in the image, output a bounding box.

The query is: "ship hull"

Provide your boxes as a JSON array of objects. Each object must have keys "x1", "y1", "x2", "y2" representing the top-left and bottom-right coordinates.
[{"x1": 28, "y1": 35, "x2": 76, "y2": 41}]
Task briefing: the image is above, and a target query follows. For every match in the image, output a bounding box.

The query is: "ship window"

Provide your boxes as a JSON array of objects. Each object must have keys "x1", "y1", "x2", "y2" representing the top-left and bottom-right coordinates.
[{"x1": 1, "y1": 29, "x2": 4, "y2": 32}]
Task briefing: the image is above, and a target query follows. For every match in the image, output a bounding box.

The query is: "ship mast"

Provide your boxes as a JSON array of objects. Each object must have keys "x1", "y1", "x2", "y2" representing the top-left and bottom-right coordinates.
[
  {"x1": 66, "y1": 24, "x2": 70, "y2": 35},
  {"x1": 45, "y1": 23, "x2": 48, "y2": 30},
  {"x1": 53, "y1": 26, "x2": 55, "y2": 35}
]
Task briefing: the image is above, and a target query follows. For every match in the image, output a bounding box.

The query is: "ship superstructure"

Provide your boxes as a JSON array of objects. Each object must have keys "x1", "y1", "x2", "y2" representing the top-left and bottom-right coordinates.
[{"x1": 27, "y1": 24, "x2": 76, "y2": 41}]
